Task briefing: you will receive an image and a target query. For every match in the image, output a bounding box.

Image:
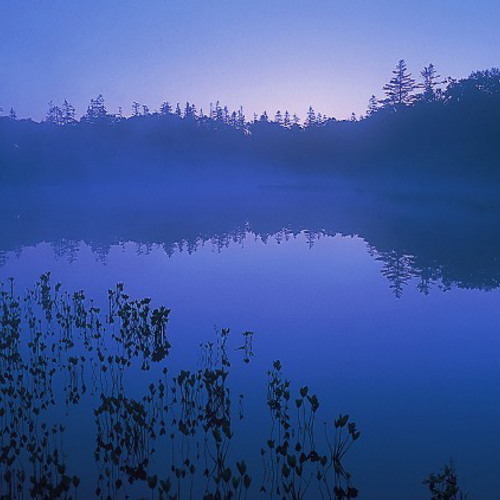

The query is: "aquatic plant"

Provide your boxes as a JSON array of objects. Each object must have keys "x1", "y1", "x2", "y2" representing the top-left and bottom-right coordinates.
[{"x1": 0, "y1": 275, "x2": 360, "y2": 499}]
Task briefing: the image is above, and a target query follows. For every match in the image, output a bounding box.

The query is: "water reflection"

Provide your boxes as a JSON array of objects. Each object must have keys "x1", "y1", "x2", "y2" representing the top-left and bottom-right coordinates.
[
  {"x1": 0, "y1": 275, "x2": 360, "y2": 499},
  {"x1": 1, "y1": 180, "x2": 499, "y2": 295},
  {"x1": 1, "y1": 180, "x2": 500, "y2": 498}
]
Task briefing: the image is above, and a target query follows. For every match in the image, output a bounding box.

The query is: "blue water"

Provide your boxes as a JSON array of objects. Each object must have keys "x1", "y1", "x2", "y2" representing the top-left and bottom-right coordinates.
[{"x1": 1, "y1": 227, "x2": 499, "y2": 498}]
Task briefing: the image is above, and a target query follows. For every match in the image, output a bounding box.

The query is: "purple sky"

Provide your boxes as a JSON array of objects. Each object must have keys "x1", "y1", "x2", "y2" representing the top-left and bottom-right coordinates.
[{"x1": 1, "y1": 0, "x2": 499, "y2": 121}]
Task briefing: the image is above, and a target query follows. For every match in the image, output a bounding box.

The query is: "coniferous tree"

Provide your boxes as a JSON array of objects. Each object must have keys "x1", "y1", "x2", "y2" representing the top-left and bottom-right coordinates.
[
  {"x1": 292, "y1": 114, "x2": 301, "y2": 126},
  {"x1": 62, "y1": 99, "x2": 76, "y2": 125},
  {"x1": 236, "y1": 107, "x2": 246, "y2": 129},
  {"x1": 274, "y1": 110, "x2": 283, "y2": 124},
  {"x1": 366, "y1": 95, "x2": 379, "y2": 116},
  {"x1": 420, "y1": 64, "x2": 442, "y2": 102},
  {"x1": 223, "y1": 105, "x2": 229, "y2": 124},
  {"x1": 85, "y1": 94, "x2": 107, "y2": 122},
  {"x1": 305, "y1": 106, "x2": 317, "y2": 127},
  {"x1": 184, "y1": 102, "x2": 195, "y2": 118},
  {"x1": 142, "y1": 105, "x2": 150, "y2": 115},
  {"x1": 382, "y1": 59, "x2": 416, "y2": 109},
  {"x1": 212, "y1": 101, "x2": 223, "y2": 121},
  {"x1": 160, "y1": 101, "x2": 172, "y2": 115},
  {"x1": 46, "y1": 101, "x2": 63, "y2": 125},
  {"x1": 259, "y1": 111, "x2": 269, "y2": 122},
  {"x1": 229, "y1": 111, "x2": 238, "y2": 127},
  {"x1": 283, "y1": 110, "x2": 291, "y2": 127},
  {"x1": 9, "y1": 108, "x2": 17, "y2": 120},
  {"x1": 175, "y1": 103, "x2": 182, "y2": 117},
  {"x1": 132, "y1": 102, "x2": 141, "y2": 117}
]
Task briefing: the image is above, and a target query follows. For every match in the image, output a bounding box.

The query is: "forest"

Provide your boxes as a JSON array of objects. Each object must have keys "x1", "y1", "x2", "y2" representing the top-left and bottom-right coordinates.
[{"x1": 1, "y1": 61, "x2": 500, "y2": 185}]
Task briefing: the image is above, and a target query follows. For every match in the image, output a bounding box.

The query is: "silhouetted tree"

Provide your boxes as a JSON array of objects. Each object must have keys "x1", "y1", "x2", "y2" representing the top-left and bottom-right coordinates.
[
  {"x1": 223, "y1": 105, "x2": 230, "y2": 124},
  {"x1": 132, "y1": 102, "x2": 141, "y2": 117},
  {"x1": 305, "y1": 106, "x2": 317, "y2": 127},
  {"x1": 366, "y1": 95, "x2": 379, "y2": 116},
  {"x1": 9, "y1": 108, "x2": 16, "y2": 120},
  {"x1": 85, "y1": 94, "x2": 107, "y2": 122},
  {"x1": 184, "y1": 102, "x2": 196, "y2": 119},
  {"x1": 420, "y1": 64, "x2": 442, "y2": 102},
  {"x1": 46, "y1": 101, "x2": 63, "y2": 125},
  {"x1": 62, "y1": 99, "x2": 76, "y2": 125},
  {"x1": 160, "y1": 101, "x2": 172, "y2": 115},
  {"x1": 445, "y1": 67, "x2": 500, "y2": 102},
  {"x1": 274, "y1": 110, "x2": 283, "y2": 124},
  {"x1": 211, "y1": 101, "x2": 224, "y2": 122},
  {"x1": 236, "y1": 106, "x2": 246, "y2": 129},
  {"x1": 283, "y1": 111, "x2": 291, "y2": 127},
  {"x1": 382, "y1": 59, "x2": 416, "y2": 109}
]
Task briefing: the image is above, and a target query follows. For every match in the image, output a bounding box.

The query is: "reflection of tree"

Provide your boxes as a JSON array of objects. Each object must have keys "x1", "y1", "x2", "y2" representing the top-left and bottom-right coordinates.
[
  {"x1": 375, "y1": 249, "x2": 416, "y2": 298},
  {"x1": 51, "y1": 238, "x2": 80, "y2": 263},
  {"x1": 2, "y1": 217, "x2": 500, "y2": 296}
]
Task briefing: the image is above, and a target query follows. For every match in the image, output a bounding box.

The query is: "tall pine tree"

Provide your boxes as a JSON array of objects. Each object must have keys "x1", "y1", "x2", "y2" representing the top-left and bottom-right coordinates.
[{"x1": 382, "y1": 60, "x2": 416, "y2": 109}]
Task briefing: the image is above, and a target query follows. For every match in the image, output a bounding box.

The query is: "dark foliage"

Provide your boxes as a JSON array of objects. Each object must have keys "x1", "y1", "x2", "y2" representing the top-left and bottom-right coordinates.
[{"x1": 1, "y1": 64, "x2": 500, "y2": 184}]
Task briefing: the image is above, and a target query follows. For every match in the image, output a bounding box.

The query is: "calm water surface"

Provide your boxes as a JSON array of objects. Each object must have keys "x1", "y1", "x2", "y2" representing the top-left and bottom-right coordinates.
[{"x1": 1, "y1": 223, "x2": 500, "y2": 498}]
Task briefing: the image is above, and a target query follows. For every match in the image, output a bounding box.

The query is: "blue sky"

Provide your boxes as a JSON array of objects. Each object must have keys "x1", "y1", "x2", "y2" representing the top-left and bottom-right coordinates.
[{"x1": 1, "y1": 0, "x2": 499, "y2": 121}]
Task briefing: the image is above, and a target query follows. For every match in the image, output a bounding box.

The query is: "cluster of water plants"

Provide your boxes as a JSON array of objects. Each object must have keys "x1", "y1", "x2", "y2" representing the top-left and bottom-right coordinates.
[{"x1": 0, "y1": 273, "x2": 365, "y2": 499}]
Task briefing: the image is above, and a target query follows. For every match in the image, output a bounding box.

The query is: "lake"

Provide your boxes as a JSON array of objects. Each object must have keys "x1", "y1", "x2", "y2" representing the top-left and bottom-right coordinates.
[{"x1": 0, "y1": 178, "x2": 499, "y2": 499}]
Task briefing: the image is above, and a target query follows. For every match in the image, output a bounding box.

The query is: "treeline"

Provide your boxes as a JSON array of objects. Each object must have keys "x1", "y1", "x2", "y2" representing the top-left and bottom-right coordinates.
[{"x1": 1, "y1": 60, "x2": 500, "y2": 184}]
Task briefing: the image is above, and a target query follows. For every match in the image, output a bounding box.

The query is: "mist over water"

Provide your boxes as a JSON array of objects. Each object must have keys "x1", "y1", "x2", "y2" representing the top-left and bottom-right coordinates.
[{"x1": 1, "y1": 170, "x2": 500, "y2": 498}]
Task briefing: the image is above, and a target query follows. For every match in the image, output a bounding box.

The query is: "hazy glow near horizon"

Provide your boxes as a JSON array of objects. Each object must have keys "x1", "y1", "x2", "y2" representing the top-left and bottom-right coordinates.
[{"x1": 1, "y1": 0, "x2": 499, "y2": 121}]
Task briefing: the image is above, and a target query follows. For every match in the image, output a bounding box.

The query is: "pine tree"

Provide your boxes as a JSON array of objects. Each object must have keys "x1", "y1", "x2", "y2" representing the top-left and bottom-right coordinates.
[
  {"x1": 283, "y1": 111, "x2": 291, "y2": 127},
  {"x1": 184, "y1": 101, "x2": 194, "y2": 118},
  {"x1": 292, "y1": 114, "x2": 301, "y2": 126},
  {"x1": 47, "y1": 101, "x2": 63, "y2": 125},
  {"x1": 382, "y1": 59, "x2": 416, "y2": 109},
  {"x1": 132, "y1": 102, "x2": 141, "y2": 117},
  {"x1": 212, "y1": 101, "x2": 223, "y2": 121},
  {"x1": 175, "y1": 103, "x2": 182, "y2": 117},
  {"x1": 229, "y1": 111, "x2": 237, "y2": 127},
  {"x1": 85, "y1": 95, "x2": 107, "y2": 122},
  {"x1": 9, "y1": 108, "x2": 17, "y2": 120},
  {"x1": 274, "y1": 110, "x2": 283, "y2": 124},
  {"x1": 142, "y1": 105, "x2": 150, "y2": 115},
  {"x1": 420, "y1": 64, "x2": 442, "y2": 102},
  {"x1": 305, "y1": 106, "x2": 317, "y2": 127},
  {"x1": 62, "y1": 99, "x2": 75, "y2": 125},
  {"x1": 160, "y1": 101, "x2": 172, "y2": 115},
  {"x1": 366, "y1": 95, "x2": 379, "y2": 116},
  {"x1": 237, "y1": 106, "x2": 246, "y2": 129}
]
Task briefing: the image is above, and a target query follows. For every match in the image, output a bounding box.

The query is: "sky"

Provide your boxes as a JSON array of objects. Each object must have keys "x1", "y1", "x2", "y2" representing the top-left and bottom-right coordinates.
[{"x1": 1, "y1": 0, "x2": 499, "y2": 121}]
